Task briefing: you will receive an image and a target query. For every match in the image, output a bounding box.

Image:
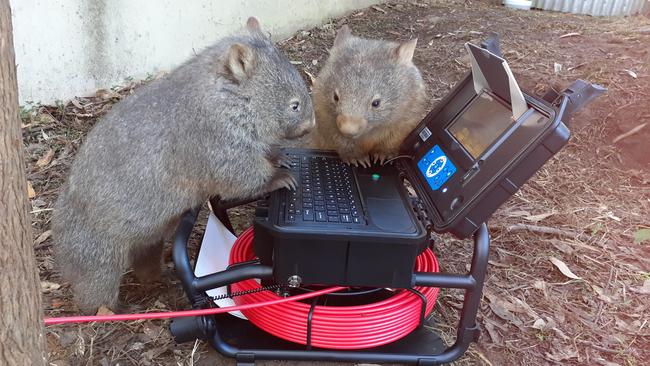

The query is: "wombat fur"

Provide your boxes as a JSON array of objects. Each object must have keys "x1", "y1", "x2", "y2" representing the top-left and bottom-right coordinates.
[
  {"x1": 52, "y1": 17, "x2": 314, "y2": 314},
  {"x1": 309, "y1": 25, "x2": 427, "y2": 166}
]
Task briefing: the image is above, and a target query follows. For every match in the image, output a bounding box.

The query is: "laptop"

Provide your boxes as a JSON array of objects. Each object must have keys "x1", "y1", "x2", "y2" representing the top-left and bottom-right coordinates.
[{"x1": 251, "y1": 41, "x2": 596, "y2": 289}]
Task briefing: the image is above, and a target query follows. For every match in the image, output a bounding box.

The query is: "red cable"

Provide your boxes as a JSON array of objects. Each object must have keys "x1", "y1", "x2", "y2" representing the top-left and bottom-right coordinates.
[
  {"x1": 228, "y1": 228, "x2": 440, "y2": 350},
  {"x1": 43, "y1": 285, "x2": 345, "y2": 325}
]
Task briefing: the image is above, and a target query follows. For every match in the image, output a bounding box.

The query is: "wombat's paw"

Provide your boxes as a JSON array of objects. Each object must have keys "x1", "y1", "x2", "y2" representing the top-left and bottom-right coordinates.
[
  {"x1": 372, "y1": 152, "x2": 395, "y2": 165},
  {"x1": 274, "y1": 153, "x2": 293, "y2": 169},
  {"x1": 269, "y1": 170, "x2": 298, "y2": 191},
  {"x1": 342, "y1": 155, "x2": 372, "y2": 168}
]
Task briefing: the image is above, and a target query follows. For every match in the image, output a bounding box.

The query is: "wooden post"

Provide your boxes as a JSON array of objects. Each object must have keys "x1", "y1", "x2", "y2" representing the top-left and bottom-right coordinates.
[{"x1": 0, "y1": 0, "x2": 48, "y2": 364}]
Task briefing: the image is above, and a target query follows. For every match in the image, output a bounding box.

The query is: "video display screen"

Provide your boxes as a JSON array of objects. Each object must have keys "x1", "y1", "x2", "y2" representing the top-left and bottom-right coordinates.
[{"x1": 448, "y1": 92, "x2": 515, "y2": 159}]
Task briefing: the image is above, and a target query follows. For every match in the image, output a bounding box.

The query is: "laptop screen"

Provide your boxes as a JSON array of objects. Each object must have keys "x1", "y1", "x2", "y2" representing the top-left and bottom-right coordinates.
[
  {"x1": 447, "y1": 92, "x2": 515, "y2": 159},
  {"x1": 416, "y1": 91, "x2": 516, "y2": 192}
]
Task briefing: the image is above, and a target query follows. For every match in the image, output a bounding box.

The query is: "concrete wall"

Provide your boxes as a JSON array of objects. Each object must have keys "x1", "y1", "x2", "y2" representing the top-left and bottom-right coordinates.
[{"x1": 10, "y1": 0, "x2": 379, "y2": 105}]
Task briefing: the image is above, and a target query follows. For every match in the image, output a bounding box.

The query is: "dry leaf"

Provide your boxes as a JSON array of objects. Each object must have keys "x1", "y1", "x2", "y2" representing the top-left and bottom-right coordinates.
[
  {"x1": 549, "y1": 257, "x2": 582, "y2": 280},
  {"x1": 484, "y1": 320, "x2": 502, "y2": 344},
  {"x1": 41, "y1": 280, "x2": 61, "y2": 292},
  {"x1": 34, "y1": 230, "x2": 52, "y2": 246},
  {"x1": 372, "y1": 5, "x2": 387, "y2": 13},
  {"x1": 624, "y1": 69, "x2": 637, "y2": 79},
  {"x1": 630, "y1": 279, "x2": 650, "y2": 294},
  {"x1": 38, "y1": 113, "x2": 58, "y2": 124},
  {"x1": 613, "y1": 122, "x2": 647, "y2": 144},
  {"x1": 524, "y1": 212, "x2": 555, "y2": 222},
  {"x1": 51, "y1": 298, "x2": 65, "y2": 308},
  {"x1": 559, "y1": 32, "x2": 581, "y2": 38},
  {"x1": 36, "y1": 148, "x2": 55, "y2": 168},
  {"x1": 532, "y1": 318, "x2": 546, "y2": 330},
  {"x1": 96, "y1": 305, "x2": 115, "y2": 316},
  {"x1": 633, "y1": 228, "x2": 650, "y2": 244},
  {"x1": 554, "y1": 63, "x2": 562, "y2": 74},
  {"x1": 591, "y1": 285, "x2": 613, "y2": 303},
  {"x1": 71, "y1": 98, "x2": 84, "y2": 109},
  {"x1": 27, "y1": 181, "x2": 36, "y2": 198},
  {"x1": 506, "y1": 209, "x2": 531, "y2": 218},
  {"x1": 485, "y1": 292, "x2": 523, "y2": 328},
  {"x1": 546, "y1": 348, "x2": 579, "y2": 362}
]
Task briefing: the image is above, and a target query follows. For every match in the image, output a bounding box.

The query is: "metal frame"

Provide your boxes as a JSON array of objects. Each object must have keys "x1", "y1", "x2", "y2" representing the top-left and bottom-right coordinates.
[{"x1": 171, "y1": 198, "x2": 490, "y2": 365}]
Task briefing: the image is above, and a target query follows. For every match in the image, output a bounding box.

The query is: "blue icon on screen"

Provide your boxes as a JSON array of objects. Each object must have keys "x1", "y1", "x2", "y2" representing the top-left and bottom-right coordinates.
[{"x1": 417, "y1": 145, "x2": 456, "y2": 191}]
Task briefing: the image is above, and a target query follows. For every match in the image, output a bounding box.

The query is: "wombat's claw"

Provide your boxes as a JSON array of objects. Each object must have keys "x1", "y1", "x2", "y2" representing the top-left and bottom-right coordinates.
[
  {"x1": 359, "y1": 156, "x2": 371, "y2": 168},
  {"x1": 280, "y1": 172, "x2": 298, "y2": 191},
  {"x1": 276, "y1": 154, "x2": 293, "y2": 169}
]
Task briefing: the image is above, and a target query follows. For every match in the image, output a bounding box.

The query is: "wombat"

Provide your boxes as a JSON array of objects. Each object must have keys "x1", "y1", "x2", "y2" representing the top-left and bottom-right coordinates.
[
  {"x1": 52, "y1": 17, "x2": 314, "y2": 314},
  {"x1": 309, "y1": 25, "x2": 428, "y2": 166}
]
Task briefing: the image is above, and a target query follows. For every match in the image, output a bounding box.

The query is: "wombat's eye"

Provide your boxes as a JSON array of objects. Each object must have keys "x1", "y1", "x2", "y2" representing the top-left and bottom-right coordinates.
[
  {"x1": 290, "y1": 100, "x2": 300, "y2": 111},
  {"x1": 371, "y1": 99, "x2": 381, "y2": 108},
  {"x1": 333, "y1": 91, "x2": 339, "y2": 102}
]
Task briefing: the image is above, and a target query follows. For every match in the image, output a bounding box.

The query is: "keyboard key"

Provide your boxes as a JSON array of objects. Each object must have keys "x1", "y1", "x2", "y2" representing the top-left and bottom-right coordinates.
[
  {"x1": 327, "y1": 215, "x2": 339, "y2": 222},
  {"x1": 327, "y1": 210, "x2": 338, "y2": 216},
  {"x1": 316, "y1": 211, "x2": 326, "y2": 221},
  {"x1": 303, "y1": 202, "x2": 313, "y2": 208},
  {"x1": 353, "y1": 217, "x2": 361, "y2": 224},
  {"x1": 303, "y1": 209, "x2": 314, "y2": 221},
  {"x1": 341, "y1": 214, "x2": 351, "y2": 223},
  {"x1": 351, "y1": 210, "x2": 358, "y2": 217},
  {"x1": 314, "y1": 205, "x2": 325, "y2": 211},
  {"x1": 288, "y1": 214, "x2": 296, "y2": 222}
]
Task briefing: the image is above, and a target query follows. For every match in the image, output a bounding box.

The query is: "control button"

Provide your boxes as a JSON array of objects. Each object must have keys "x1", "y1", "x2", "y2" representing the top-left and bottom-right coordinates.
[
  {"x1": 450, "y1": 196, "x2": 463, "y2": 211},
  {"x1": 328, "y1": 215, "x2": 339, "y2": 222},
  {"x1": 303, "y1": 209, "x2": 314, "y2": 221},
  {"x1": 288, "y1": 214, "x2": 296, "y2": 222},
  {"x1": 353, "y1": 217, "x2": 361, "y2": 223},
  {"x1": 371, "y1": 173, "x2": 380, "y2": 181},
  {"x1": 341, "y1": 214, "x2": 351, "y2": 223},
  {"x1": 461, "y1": 165, "x2": 479, "y2": 183}
]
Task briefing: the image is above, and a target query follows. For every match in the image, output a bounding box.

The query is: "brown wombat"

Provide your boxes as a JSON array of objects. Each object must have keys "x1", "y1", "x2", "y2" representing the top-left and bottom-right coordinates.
[
  {"x1": 52, "y1": 17, "x2": 314, "y2": 314},
  {"x1": 309, "y1": 25, "x2": 428, "y2": 166}
]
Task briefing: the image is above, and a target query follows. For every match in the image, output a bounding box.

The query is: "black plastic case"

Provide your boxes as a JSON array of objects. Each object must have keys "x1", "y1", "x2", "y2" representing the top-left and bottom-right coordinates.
[
  {"x1": 253, "y1": 155, "x2": 428, "y2": 289},
  {"x1": 398, "y1": 72, "x2": 569, "y2": 238}
]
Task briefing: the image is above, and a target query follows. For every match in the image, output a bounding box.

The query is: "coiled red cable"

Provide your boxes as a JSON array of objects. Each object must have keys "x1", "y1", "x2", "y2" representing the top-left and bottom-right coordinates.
[{"x1": 228, "y1": 228, "x2": 440, "y2": 350}]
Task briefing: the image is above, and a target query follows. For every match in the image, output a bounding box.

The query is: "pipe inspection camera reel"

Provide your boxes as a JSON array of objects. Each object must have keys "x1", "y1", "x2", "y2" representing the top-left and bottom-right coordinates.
[{"x1": 169, "y1": 36, "x2": 604, "y2": 365}]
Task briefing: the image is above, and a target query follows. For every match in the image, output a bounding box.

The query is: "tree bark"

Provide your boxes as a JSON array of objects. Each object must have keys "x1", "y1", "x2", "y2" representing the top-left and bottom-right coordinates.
[{"x1": 0, "y1": 0, "x2": 48, "y2": 364}]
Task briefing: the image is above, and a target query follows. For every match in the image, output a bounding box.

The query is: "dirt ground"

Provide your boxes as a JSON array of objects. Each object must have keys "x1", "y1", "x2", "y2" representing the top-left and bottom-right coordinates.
[{"x1": 25, "y1": 1, "x2": 649, "y2": 365}]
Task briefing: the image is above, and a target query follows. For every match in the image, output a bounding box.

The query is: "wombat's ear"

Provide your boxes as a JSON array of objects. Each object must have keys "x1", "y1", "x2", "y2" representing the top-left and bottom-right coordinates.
[
  {"x1": 333, "y1": 25, "x2": 352, "y2": 48},
  {"x1": 246, "y1": 17, "x2": 262, "y2": 33},
  {"x1": 222, "y1": 43, "x2": 256, "y2": 83},
  {"x1": 395, "y1": 38, "x2": 418, "y2": 65}
]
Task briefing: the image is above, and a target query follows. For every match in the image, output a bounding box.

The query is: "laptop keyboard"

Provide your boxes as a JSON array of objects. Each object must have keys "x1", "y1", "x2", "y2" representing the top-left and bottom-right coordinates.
[{"x1": 285, "y1": 154, "x2": 364, "y2": 224}]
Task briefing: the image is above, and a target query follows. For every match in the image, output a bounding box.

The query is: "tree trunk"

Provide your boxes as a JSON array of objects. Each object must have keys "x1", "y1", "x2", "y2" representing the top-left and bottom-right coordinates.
[{"x1": 0, "y1": 0, "x2": 47, "y2": 364}]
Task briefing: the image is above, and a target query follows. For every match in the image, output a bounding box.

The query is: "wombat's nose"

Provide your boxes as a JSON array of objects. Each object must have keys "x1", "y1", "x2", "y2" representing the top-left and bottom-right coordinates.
[
  {"x1": 336, "y1": 114, "x2": 367, "y2": 138},
  {"x1": 287, "y1": 117, "x2": 315, "y2": 139}
]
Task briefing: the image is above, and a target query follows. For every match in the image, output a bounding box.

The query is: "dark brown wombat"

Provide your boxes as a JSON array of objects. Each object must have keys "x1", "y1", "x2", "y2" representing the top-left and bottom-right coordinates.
[
  {"x1": 52, "y1": 18, "x2": 314, "y2": 314},
  {"x1": 309, "y1": 25, "x2": 428, "y2": 166}
]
